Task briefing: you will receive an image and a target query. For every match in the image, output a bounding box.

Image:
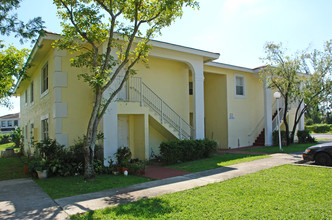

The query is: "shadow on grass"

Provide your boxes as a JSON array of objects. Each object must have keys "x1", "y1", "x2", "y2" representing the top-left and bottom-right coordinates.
[{"x1": 88, "y1": 198, "x2": 177, "y2": 219}]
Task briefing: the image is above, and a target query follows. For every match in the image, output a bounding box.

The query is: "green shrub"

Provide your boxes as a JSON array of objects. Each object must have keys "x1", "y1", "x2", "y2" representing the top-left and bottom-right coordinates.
[
  {"x1": 272, "y1": 130, "x2": 288, "y2": 146},
  {"x1": 31, "y1": 138, "x2": 107, "y2": 177},
  {"x1": 11, "y1": 128, "x2": 23, "y2": 152},
  {"x1": 0, "y1": 134, "x2": 11, "y2": 145},
  {"x1": 297, "y1": 130, "x2": 316, "y2": 143},
  {"x1": 159, "y1": 139, "x2": 217, "y2": 165},
  {"x1": 305, "y1": 124, "x2": 332, "y2": 133},
  {"x1": 305, "y1": 118, "x2": 314, "y2": 126},
  {"x1": 113, "y1": 147, "x2": 145, "y2": 175}
]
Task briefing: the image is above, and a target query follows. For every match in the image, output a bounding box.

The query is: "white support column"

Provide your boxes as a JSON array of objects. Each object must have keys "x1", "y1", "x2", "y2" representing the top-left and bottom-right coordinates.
[
  {"x1": 53, "y1": 49, "x2": 68, "y2": 147},
  {"x1": 298, "y1": 101, "x2": 305, "y2": 130},
  {"x1": 264, "y1": 80, "x2": 273, "y2": 146},
  {"x1": 192, "y1": 62, "x2": 205, "y2": 139},
  {"x1": 103, "y1": 100, "x2": 118, "y2": 166}
]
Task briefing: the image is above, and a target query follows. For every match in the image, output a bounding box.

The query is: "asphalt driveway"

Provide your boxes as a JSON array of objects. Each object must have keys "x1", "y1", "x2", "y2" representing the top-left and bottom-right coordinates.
[{"x1": 311, "y1": 133, "x2": 332, "y2": 142}]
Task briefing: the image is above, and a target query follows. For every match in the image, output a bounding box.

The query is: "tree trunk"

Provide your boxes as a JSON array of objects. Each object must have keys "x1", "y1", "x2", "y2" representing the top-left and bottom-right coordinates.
[
  {"x1": 283, "y1": 95, "x2": 290, "y2": 146},
  {"x1": 83, "y1": 89, "x2": 102, "y2": 180},
  {"x1": 83, "y1": 127, "x2": 97, "y2": 180}
]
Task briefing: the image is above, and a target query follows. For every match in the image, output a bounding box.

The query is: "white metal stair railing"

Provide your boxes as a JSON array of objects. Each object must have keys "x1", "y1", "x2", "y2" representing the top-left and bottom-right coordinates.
[
  {"x1": 248, "y1": 98, "x2": 284, "y2": 145},
  {"x1": 272, "y1": 97, "x2": 285, "y2": 131},
  {"x1": 121, "y1": 77, "x2": 193, "y2": 140},
  {"x1": 248, "y1": 116, "x2": 265, "y2": 146}
]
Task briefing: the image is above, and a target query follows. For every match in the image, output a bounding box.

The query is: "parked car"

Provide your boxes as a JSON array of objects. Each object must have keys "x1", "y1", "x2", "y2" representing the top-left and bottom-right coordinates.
[{"x1": 302, "y1": 143, "x2": 332, "y2": 166}]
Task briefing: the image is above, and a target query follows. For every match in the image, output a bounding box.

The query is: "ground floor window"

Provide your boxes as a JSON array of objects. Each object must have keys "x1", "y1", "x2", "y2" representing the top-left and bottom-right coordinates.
[{"x1": 41, "y1": 118, "x2": 49, "y2": 140}]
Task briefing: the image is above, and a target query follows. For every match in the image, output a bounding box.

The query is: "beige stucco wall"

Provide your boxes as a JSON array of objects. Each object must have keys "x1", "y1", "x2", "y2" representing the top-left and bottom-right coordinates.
[
  {"x1": 204, "y1": 72, "x2": 228, "y2": 149},
  {"x1": 204, "y1": 65, "x2": 264, "y2": 149},
  {"x1": 61, "y1": 52, "x2": 95, "y2": 145},
  {"x1": 134, "y1": 56, "x2": 190, "y2": 122},
  {"x1": 226, "y1": 72, "x2": 264, "y2": 148},
  {"x1": 19, "y1": 48, "x2": 55, "y2": 153}
]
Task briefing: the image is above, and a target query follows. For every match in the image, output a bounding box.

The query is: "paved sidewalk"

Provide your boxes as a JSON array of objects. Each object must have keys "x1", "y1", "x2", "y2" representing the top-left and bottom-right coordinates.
[
  {"x1": 55, "y1": 153, "x2": 303, "y2": 216},
  {"x1": 0, "y1": 178, "x2": 69, "y2": 220}
]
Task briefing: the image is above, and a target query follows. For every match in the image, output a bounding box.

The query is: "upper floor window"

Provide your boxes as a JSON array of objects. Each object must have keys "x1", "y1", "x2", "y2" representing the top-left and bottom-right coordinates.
[
  {"x1": 1, "y1": 121, "x2": 6, "y2": 127},
  {"x1": 30, "y1": 81, "x2": 34, "y2": 103},
  {"x1": 8, "y1": 121, "x2": 13, "y2": 127},
  {"x1": 189, "y1": 82, "x2": 193, "y2": 95},
  {"x1": 41, "y1": 63, "x2": 48, "y2": 95},
  {"x1": 235, "y1": 75, "x2": 246, "y2": 98},
  {"x1": 24, "y1": 89, "x2": 28, "y2": 104}
]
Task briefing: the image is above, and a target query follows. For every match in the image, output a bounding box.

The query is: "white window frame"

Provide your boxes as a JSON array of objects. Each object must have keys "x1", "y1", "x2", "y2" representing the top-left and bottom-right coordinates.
[
  {"x1": 41, "y1": 62, "x2": 49, "y2": 98},
  {"x1": 24, "y1": 89, "x2": 28, "y2": 105},
  {"x1": 234, "y1": 74, "x2": 246, "y2": 98},
  {"x1": 7, "y1": 120, "x2": 13, "y2": 127},
  {"x1": 1, "y1": 121, "x2": 6, "y2": 127},
  {"x1": 41, "y1": 114, "x2": 49, "y2": 140},
  {"x1": 30, "y1": 121, "x2": 34, "y2": 141},
  {"x1": 30, "y1": 81, "x2": 34, "y2": 105},
  {"x1": 25, "y1": 124, "x2": 28, "y2": 140}
]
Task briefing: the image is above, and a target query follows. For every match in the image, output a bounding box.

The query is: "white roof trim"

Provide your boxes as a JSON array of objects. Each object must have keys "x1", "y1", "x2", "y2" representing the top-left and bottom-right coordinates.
[
  {"x1": 205, "y1": 62, "x2": 261, "y2": 73},
  {"x1": 147, "y1": 40, "x2": 220, "y2": 61}
]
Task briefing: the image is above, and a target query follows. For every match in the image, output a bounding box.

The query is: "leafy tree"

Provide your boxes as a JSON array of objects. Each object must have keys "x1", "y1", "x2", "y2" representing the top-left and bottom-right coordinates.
[
  {"x1": 0, "y1": 0, "x2": 45, "y2": 107},
  {"x1": 1, "y1": 0, "x2": 44, "y2": 43},
  {"x1": 0, "y1": 45, "x2": 29, "y2": 107},
  {"x1": 260, "y1": 41, "x2": 332, "y2": 145},
  {"x1": 53, "y1": 0, "x2": 199, "y2": 180}
]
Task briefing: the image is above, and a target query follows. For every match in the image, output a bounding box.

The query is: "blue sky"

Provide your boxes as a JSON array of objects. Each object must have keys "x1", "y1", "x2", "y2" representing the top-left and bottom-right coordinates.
[{"x1": 1, "y1": 0, "x2": 332, "y2": 115}]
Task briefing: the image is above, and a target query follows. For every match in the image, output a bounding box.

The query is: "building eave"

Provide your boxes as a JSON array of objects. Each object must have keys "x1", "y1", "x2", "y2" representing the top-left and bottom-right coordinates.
[
  {"x1": 205, "y1": 62, "x2": 261, "y2": 73},
  {"x1": 13, "y1": 32, "x2": 59, "y2": 95}
]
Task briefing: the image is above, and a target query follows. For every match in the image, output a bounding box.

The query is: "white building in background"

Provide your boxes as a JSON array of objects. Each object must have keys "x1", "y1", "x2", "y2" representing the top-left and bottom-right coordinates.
[{"x1": 0, "y1": 113, "x2": 20, "y2": 134}]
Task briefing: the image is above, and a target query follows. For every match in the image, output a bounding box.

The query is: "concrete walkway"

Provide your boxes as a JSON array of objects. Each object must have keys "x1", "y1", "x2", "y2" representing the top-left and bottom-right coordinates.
[
  {"x1": 55, "y1": 153, "x2": 303, "y2": 216},
  {"x1": 0, "y1": 178, "x2": 69, "y2": 220}
]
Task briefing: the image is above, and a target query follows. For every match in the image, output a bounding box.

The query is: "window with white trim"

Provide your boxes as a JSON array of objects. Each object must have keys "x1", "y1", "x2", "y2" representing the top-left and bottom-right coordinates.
[
  {"x1": 25, "y1": 125, "x2": 28, "y2": 140},
  {"x1": 24, "y1": 89, "x2": 28, "y2": 104},
  {"x1": 1, "y1": 121, "x2": 6, "y2": 127},
  {"x1": 189, "y1": 82, "x2": 193, "y2": 95},
  {"x1": 30, "y1": 123, "x2": 34, "y2": 140},
  {"x1": 235, "y1": 75, "x2": 246, "y2": 97},
  {"x1": 41, "y1": 118, "x2": 49, "y2": 140},
  {"x1": 30, "y1": 81, "x2": 34, "y2": 103},
  {"x1": 8, "y1": 121, "x2": 13, "y2": 127},
  {"x1": 41, "y1": 63, "x2": 48, "y2": 95}
]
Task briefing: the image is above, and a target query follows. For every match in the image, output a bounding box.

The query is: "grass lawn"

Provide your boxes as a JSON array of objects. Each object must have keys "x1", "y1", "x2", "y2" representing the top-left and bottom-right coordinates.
[
  {"x1": 35, "y1": 174, "x2": 151, "y2": 199},
  {"x1": 166, "y1": 153, "x2": 270, "y2": 172},
  {"x1": 0, "y1": 157, "x2": 29, "y2": 181},
  {"x1": 72, "y1": 165, "x2": 332, "y2": 219},
  {"x1": 0, "y1": 142, "x2": 15, "y2": 151},
  {"x1": 245, "y1": 143, "x2": 317, "y2": 154}
]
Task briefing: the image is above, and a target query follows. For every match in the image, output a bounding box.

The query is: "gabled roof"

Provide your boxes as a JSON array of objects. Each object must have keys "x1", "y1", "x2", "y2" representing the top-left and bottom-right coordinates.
[
  {"x1": 0, "y1": 113, "x2": 20, "y2": 120},
  {"x1": 14, "y1": 31, "x2": 220, "y2": 94}
]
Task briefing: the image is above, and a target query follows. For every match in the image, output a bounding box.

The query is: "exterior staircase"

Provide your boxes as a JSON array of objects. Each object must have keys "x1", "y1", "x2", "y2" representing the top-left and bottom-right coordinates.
[
  {"x1": 252, "y1": 108, "x2": 283, "y2": 146},
  {"x1": 253, "y1": 129, "x2": 265, "y2": 146},
  {"x1": 118, "y1": 77, "x2": 193, "y2": 140}
]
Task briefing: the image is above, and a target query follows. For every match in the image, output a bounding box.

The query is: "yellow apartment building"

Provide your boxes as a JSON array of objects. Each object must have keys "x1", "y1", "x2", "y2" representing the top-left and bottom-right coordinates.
[{"x1": 14, "y1": 32, "x2": 304, "y2": 160}]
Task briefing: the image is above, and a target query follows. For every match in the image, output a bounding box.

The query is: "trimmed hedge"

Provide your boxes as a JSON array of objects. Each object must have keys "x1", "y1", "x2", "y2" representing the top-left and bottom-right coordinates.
[
  {"x1": 159, "y1": 139, "x2": 217, "y2": 165},
  {"x1": 297, "y1": 130, "x2": 315, "y2": 143},
  {"x1": 272, "y1": 130, "x2": 288, "y2": 146},
  {"x1": 305, "y1": 124, "x2": 332, "y2": 133}
]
